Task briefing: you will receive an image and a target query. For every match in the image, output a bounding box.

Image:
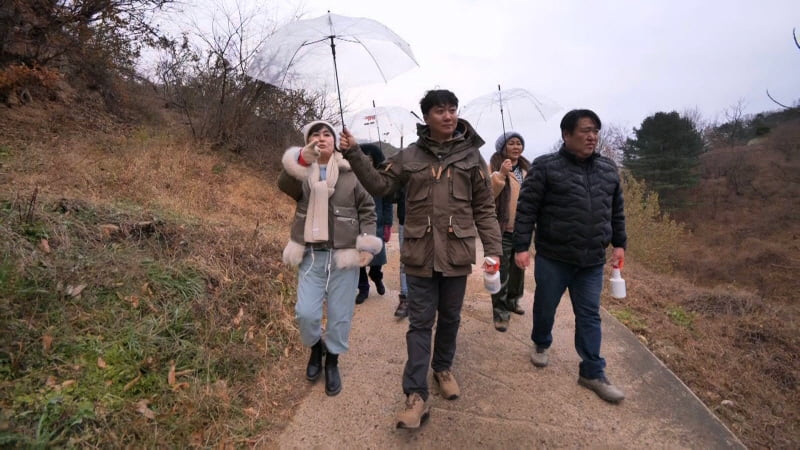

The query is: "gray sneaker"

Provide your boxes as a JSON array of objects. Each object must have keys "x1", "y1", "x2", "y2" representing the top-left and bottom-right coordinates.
[
  {"x1": 578, "y1": 376, "x2": 625, "y2": 403},
  {"x1": 530, "y1": 346, "x2": 549, "y2": 367}
]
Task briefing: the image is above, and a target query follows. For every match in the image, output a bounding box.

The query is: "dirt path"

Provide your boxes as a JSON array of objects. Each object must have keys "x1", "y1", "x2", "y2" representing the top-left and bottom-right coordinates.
[{"x1": 276, "y1": 236, "x2": 744, "y2": 449}]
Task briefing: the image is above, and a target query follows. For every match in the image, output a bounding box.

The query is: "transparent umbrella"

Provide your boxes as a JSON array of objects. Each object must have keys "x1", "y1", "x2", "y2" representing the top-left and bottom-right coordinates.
[
  {"x1": 249, "y1": 11, "x2": 419, "y2": 126},
  {"x1": 346, "y1": 102, "x2": 423, "y2": 149},
  {"x1": 460, "y1": 85, "x2": 562, "y2": 137}
]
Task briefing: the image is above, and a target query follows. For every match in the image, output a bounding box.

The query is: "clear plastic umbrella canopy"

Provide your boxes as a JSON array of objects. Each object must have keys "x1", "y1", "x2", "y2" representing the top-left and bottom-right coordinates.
[
  {"x1": 460, "y1": 86, "x2": 562, "y2": 158},
  {"x1": 249, "y1": 12, "x2": 419, "y2": 124},
  {"x1": 460, "y1": 87, "x2": 562, "y2": 134},
  {"x1": 346, "y1": 105, "x2": 422, "y2": 149}
]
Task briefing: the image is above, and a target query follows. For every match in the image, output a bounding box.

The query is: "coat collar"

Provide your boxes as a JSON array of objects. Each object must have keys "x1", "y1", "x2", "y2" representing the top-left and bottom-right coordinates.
[
  {"x1": 281, "y1": 147, "x2": 351, "y2": 181},
  {"x1": 558, "y1": 145, "x2": 598, "y2": 164}
]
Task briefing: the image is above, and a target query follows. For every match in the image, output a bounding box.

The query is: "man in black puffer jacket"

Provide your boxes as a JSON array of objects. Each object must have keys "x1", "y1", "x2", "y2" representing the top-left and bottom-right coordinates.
[{"x1": 513, "y1": 109, "x2": 627, "y2": 404}]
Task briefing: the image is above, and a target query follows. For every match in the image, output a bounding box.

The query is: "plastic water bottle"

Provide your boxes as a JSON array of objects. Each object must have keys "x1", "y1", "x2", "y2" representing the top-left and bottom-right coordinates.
[
  {"x1": 484, "y1": 257, "x2": 501, "y2": 294},
  {"x1": 609, "y1": 266, "x2": 626, "y2": 299}
]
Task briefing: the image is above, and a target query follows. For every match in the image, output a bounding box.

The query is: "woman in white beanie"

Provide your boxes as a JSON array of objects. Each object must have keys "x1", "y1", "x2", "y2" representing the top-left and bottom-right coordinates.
[
  {"x1": 488, "y1": 131, "x2": 530, "y2": 332},
  {"x1": 278, "y1": 120, "x2": 383, "y2": 396}
]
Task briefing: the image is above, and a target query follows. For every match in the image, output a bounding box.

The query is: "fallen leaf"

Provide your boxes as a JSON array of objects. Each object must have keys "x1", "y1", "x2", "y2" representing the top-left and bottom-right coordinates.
[
  {"x1": 127, "y1": 295, "x2": 139, "y2": 308},
  {"x1": 135, "y1": 400, "x2": 156, "y2": 420},
  {"x1": 284, "y1": 346, "x2": 289, "y2": 358},
  {"x1": 39, "y1": 238, "x2": 50, "y2": 254},
  {"x1": 99, "y1": 224, "x2": 120, "y2": 237},
  {"x1": 67, "y1": 284, "x2": 87, "y2": 298},
  {"x1": 123, "y1": 374, "x2": 141, "y2": 392},
  {"x1": 97, "y1": 357, "x2": 107, "y2": 369},
  {"x1": 42, "y1": 334, "x2": 53, "y2": 353},
  {"x1": 61, "y1": 380, "x2": 76, "y2": 388},
  {"x1": 45, "y1": 376, "x2": 57, "y2": 388},
  {"x1": 167, "y1": 361, "x2": 176, "y2": 386},
  {"x1": 144, "y1": 299, "x2": 158, "y2": 313},
  {"x1": 232, "y1": 307, "x2": 244, "y2": 327},
  {"x1": 243, "y1": 407, "x2": 258, "y2": 418},
  {"x1": 171, "y1": 382, "x2": 189, "y2": 392}
]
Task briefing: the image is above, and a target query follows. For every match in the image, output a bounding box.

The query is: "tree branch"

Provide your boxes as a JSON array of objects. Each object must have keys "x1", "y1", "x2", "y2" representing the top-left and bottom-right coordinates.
[{"x1": 766, "y1": 89, "x2": 795, "y2": 110}]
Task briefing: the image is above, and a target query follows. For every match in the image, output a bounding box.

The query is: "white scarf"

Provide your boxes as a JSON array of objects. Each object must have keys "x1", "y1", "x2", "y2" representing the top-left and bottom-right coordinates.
[{"x1": 304, "y1": 155, "x2": 339, "y2": 243}]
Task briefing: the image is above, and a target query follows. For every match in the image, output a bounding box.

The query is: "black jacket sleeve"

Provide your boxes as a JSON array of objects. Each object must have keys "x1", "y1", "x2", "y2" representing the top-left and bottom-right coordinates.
[{"x1": 512, "y1": 158, "x2": 546, "y2": 252}]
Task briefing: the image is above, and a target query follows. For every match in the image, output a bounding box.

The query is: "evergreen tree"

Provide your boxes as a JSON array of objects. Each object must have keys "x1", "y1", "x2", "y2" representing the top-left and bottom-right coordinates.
[{"x1": 623, "y1": 111, "x2": 704, "y2": 209}]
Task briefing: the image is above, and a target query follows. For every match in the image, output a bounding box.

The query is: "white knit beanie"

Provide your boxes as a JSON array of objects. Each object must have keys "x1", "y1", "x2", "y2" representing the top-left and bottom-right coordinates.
[{"x1": 301, "y1": 120, "x2": 340, "y2": 148}]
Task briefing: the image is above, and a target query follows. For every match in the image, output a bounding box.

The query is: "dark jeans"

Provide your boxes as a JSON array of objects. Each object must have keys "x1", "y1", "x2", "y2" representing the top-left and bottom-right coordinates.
[
  {"x1": 402, "y1": 273, "x2": 467, "y2": 401},
  {"x1": 491, "y1": 232, "x2": 525, "y2": 321},
  {"x1": 532, "y1": 254, "x2": 606, "y2": 379},
  {"x1": 358, "y1": 266, "x2": 383, "y2": 294}
]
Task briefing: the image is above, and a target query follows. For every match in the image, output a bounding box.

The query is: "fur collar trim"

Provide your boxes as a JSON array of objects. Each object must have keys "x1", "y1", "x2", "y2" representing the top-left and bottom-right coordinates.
[{"x1": 281, "y1": 147, "x2": 352, "y2": 181}]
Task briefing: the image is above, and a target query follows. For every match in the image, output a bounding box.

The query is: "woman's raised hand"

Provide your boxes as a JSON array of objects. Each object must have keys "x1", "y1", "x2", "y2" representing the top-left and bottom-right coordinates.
[{"x1": 339, "y1": 128, "x2": 357, "y2": 151}]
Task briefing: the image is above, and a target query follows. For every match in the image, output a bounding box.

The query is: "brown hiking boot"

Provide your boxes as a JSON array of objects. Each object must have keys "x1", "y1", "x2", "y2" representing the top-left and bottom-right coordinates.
[
  {"x1": 396, "y1": 393, "x2": 430, "y2": 429},
  {"x1": 493, "y1": 318, "x2": 509, "y2": 332},
  {"x1": 578, "y1": 376, "x2": 625, "y2": 403},
  {"x1": 433, "y1": 370, "x2": 460, "y2": 400},
  {"x1": 394, "y1": 295, "x2": 408, "y2": 318}
]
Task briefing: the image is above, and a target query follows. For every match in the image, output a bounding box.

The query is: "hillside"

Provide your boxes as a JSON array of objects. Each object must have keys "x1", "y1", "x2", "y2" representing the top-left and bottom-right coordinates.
[
  {"x1": 1, "y1": 89, "x2": 798, "y2": 447},
  {"x1": 605, "y1": 116, "x2": 800, "y2": 447},
  {"x1": 0, "y1": 98, "x2": 308, "y2": 447}
]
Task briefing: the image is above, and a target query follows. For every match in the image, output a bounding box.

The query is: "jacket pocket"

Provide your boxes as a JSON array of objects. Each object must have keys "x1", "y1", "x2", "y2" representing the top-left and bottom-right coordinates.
[
  {"x1": 446, "y1": 217, "x2": 477, "y2": 266},
  {"x1": 405, "y1": 162, "x2": 431, "y2": 203},
  {"x1": 332, "y1": 206, "x2": 358, "y2": 247},
  {"x1": 400, "y1": 220, "x2": 432, "y2": 267},
  {"x1": 450, "y1": 161, "x2": 477, "y2": 202}
]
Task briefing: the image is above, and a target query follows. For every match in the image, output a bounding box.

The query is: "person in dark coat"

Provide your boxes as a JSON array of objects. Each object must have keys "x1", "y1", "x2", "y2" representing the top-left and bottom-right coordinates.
[
  {"x1": 355, "y1": 143, "x2": 394, "y2": 304},
  {"x1": 513, "y1": 109, "x2": 627, "y2": 404}
]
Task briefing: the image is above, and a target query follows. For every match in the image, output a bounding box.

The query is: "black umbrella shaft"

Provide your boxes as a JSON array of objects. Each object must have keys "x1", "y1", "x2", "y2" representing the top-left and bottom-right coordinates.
[
  {"x1": 373, "y1": 100, "x2": 382, "y2": 151},
  {"x1": 498, "y1": 84, "x2": 506, "y2": 137},
  {"x1": 330, "y1": 36, "x2": 345, "y2": 129}
]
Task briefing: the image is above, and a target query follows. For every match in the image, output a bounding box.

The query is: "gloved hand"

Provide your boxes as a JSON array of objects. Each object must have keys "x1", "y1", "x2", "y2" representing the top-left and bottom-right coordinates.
[
  {"x1": 300, "y1": 140, "x2": 320, "y2": 165},
  {"x1": 383, "y1": 225, "x2": 392, "y2": 242},
  {"x1": 359, "y1": 251, "x2": 373, "y2": 267}
]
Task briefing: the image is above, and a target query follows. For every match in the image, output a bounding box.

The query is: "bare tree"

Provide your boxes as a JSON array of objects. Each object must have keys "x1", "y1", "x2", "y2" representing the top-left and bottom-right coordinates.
[
  {"x1": 597, "y1": 123, "x2": 629, "y2": 165},
  {"x1": 154, "y1": 0, "x2": 334, "y2": 157},
  {"x1": 720, "y1": 98, "x2": 749, "y2": 146}
]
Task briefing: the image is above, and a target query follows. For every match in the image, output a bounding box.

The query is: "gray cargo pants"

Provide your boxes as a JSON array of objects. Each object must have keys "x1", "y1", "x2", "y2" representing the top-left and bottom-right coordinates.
[{"x1": 402, "y1": 272, "x2": 467, "y2": 401}]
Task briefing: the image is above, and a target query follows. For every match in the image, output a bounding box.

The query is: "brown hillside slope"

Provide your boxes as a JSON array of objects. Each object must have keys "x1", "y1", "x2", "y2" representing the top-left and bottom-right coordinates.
[
  {"x1": 675, "y1": 118, "x2": 800, "y2": 303},
  {"x1": 0, "y1": 100, "x2": 313, "y2": 447},
  {"x1": 605, "y1": 119, "x2": 800, "y2": 447}
]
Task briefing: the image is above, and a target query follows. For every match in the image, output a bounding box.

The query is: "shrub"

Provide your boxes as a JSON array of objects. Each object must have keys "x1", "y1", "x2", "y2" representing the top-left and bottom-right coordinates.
[{"x1": 621, "y1": 170, "x2": 686, "y2": 272}]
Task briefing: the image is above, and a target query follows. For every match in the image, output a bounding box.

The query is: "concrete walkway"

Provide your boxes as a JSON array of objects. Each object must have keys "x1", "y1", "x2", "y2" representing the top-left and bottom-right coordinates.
[{"x1": 276, "y1": 237, "x2": 744, "y2": 449}]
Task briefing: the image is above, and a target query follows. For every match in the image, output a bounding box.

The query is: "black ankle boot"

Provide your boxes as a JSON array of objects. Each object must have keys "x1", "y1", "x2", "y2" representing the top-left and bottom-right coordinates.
[
  {"x1": 306, "y1": 340, "x2": 325, "y2": 382},
  {"x1": 324, "y1": 353, "x2": 341, "y2": 396}
]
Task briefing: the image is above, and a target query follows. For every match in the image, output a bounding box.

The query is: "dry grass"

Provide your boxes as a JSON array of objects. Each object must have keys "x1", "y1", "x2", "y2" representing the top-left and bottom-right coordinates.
[
  {"x1": 0, "y1": 101, "x2": 306, "y2": 447},
  {"x1": 608, "y1": 119, "x2": 800, "y2": 448}
]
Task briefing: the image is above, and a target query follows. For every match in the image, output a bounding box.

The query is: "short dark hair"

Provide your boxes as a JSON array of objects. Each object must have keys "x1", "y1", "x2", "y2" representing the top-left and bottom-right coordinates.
[
  {"x1": 420, "y1": 89, "x2": 458, "y2": 116},
  {"x1": 560, "y1": 109, "x2": 602, "y2": 134}
]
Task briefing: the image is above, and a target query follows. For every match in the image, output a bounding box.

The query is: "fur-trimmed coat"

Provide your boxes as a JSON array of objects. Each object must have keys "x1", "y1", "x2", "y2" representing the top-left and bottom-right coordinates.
[{"x1": 277, "y1": 147, "x2": 383, "y2": 269}]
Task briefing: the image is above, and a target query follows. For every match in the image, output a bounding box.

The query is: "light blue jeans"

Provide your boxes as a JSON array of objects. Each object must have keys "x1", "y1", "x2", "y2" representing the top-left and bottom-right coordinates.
[
  {"x1": 398, "y1": 224, "x2": 408, "y2": 296},
  {"x1": 296, "y1": 248, "x2": 358, "y2": 355}
]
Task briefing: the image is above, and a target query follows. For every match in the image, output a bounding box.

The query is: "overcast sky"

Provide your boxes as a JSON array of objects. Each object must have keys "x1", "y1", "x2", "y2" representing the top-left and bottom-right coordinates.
[{"x1": 170, "y1": 0, "x2": 799, "y2": 158}]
